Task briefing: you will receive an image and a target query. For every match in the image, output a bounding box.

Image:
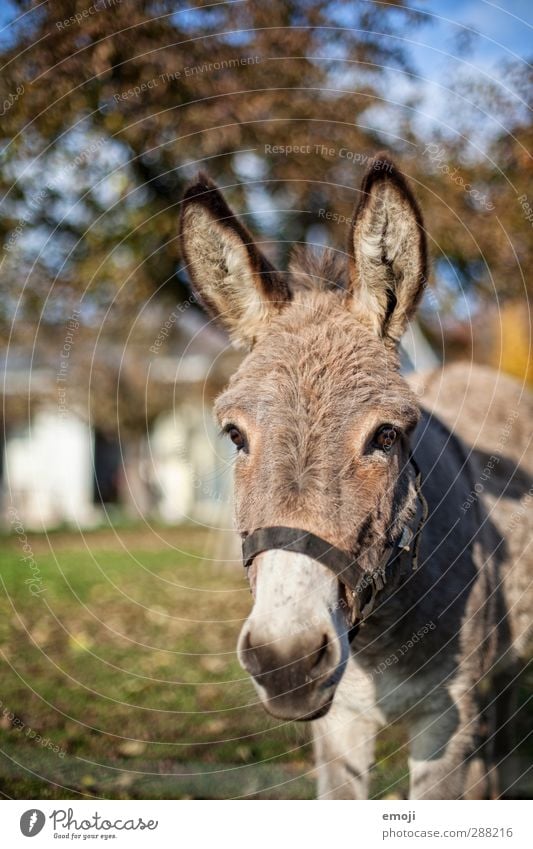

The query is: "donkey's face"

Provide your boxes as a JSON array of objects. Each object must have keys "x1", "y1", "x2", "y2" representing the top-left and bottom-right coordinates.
[{"x1": 180, "y1": 155, "x2": 427, "y2": 720}]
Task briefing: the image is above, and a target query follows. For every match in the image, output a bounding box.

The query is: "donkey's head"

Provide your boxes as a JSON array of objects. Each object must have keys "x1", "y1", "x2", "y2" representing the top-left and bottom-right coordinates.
[{"x1": 179, "y1": 155, "x2": 427, "y2": 720}]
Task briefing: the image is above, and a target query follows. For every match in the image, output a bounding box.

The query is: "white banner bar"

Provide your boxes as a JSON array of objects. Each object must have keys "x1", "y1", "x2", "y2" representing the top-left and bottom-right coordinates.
[{"x1": 2, "y1": 799, "x2": 530, "y2": 848}]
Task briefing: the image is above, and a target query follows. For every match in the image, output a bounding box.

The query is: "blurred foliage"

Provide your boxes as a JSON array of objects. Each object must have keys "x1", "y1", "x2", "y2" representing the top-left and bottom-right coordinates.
[
  {"x1": 0, "y1": 0, "x2": 531, "y2": 389},
  {"x1": 0, "y1": 0, "x2": 425, "y2": 323},
  {"x1": 493, "y1": 301, "x2": 533, "y2": 385}
]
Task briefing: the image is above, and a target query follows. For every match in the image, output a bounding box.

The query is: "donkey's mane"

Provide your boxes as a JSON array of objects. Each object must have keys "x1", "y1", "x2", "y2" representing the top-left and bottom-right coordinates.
[{"x1": 288, "y1": 245, "x2": 348, "y2": 295}]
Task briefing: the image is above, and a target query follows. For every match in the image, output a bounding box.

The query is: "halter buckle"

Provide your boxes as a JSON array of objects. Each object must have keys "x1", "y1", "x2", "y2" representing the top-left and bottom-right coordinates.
[{"x1": 398, "y1": 525, "x2": 413, "y2": 551}]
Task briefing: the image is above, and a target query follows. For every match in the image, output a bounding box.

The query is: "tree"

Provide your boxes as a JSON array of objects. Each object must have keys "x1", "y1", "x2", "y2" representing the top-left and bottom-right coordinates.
[
  {"x1": 0, "y1": 0, "x2": 425, "y2": 326},
  {"x1": 1, "y1": 0, "x2": 531, "y2": 421}
]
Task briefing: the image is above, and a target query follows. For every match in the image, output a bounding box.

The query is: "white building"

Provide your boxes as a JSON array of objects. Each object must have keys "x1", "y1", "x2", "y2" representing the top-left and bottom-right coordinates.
[{"x1": 3, "y1": 408, "x2": 96, "y2": 529}]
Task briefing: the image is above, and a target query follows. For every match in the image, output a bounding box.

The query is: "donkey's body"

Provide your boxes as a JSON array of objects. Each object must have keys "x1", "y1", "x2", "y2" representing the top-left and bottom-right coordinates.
[
  {"x1": 179, "y1": 156, "x2": 533, "y2": 799},
  {"x1": 315, "y1": 363, "x2": 533, "y2": 798}
]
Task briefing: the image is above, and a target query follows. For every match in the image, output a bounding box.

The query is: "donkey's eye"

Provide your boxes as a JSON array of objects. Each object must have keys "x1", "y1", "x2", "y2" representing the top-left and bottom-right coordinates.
[
  {"x1": 373, "y1": 425, "x2": 398, "y2": 453},
  {"x1": 225, "y1": 425, "x2": 247, "y2": 452}
]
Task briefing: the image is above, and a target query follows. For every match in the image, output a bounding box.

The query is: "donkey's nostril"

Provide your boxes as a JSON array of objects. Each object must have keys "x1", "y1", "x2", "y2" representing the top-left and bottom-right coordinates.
[
  {"x1": 238, "y1": 620, "x2": 340, "y2": 694},
  {"x1": 239, "y1": 627, "x2": 262, "y2": 677},
  {"x1": 240, "y1": 627, "x2": 252, "y2": 649}
]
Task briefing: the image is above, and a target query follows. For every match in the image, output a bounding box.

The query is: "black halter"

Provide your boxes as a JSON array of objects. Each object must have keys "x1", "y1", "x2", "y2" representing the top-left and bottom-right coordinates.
[{"x1": 242, "y1": 456, "x2": 429, "y2": 638}]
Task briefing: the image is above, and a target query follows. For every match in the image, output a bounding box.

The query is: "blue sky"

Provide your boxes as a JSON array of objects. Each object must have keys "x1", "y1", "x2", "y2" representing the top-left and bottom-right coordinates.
[
  {"x1": 421, "y1": 0, "x2": 532, "y2": 64},
  {"x1": 357, "y1": 0, "x2": 533, "y2": 149},
  {"x1": 406, "y1": 1, "x2": 531, "y2": 105}
]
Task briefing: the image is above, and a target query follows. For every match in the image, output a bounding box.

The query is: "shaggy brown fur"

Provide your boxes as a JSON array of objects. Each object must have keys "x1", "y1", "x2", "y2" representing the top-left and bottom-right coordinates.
[
  {"x1": 215, "y1": 289, "x2": 421, "y2": 563},
  {"x1": 348, "y1": 156, "x2": 427, "y2": 341},
  {"x1": 179, "y1": 154, "x2": 533, "y2": 800},
  {"x1": 180, "y1": 173, "x2": 290, "y2": 347}
]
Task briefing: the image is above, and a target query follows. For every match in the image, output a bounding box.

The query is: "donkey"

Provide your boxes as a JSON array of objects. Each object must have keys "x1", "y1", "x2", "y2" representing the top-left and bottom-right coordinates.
[{"x1": 179, "y1": 155, "x2": 533, "y2": 800}]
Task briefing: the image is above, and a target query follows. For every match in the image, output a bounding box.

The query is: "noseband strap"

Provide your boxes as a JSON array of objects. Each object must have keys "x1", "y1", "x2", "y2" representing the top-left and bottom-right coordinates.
[
  {"x1": 243, "y1": 526, "x2": 368, "y2": 593},
  {"x1": 241, "y1": 457, "x2": 428, "y2": 632}
]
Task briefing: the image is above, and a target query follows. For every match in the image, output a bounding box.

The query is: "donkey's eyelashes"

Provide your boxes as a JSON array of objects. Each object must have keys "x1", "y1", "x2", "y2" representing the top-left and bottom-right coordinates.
[{"x1": 223, "y1": 423, "x2": 248, "y2": 453}]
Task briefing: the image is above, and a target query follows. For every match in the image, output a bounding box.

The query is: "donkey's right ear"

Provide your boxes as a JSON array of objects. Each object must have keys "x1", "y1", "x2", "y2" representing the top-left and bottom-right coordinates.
[{"x1": 179, "y1": 174, "x2": 290, "y2": 348}]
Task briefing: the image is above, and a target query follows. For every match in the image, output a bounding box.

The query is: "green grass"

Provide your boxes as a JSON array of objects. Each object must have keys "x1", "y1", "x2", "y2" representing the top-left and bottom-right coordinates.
[
  {"x1": 1, "y1": 526, "x2": 529, "y2": 799},
  {"x1": 0, "y1": 526, "x2": 319, "y2": 799}
]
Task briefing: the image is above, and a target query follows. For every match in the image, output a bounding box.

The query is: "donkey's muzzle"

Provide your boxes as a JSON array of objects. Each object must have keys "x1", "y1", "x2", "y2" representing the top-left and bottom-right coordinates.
[{"x1": 238, "y1": 621, "x2": 341, "y2": 720}]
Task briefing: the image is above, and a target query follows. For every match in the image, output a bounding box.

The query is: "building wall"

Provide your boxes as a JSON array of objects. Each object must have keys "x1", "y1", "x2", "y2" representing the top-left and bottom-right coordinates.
[
  {"x1": 3, "y1": 408, "x2": 96, "y2": 529},
  {"x1": 143, "y1": 404, "x2": 233, "y2": 526}
]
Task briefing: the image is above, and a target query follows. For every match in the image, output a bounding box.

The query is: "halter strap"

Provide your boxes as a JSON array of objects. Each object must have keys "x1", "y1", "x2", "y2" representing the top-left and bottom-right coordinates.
[
  {"x1": 241, "y1": 456, "x2": 428, "y2": 633},
  {"x1": 243, "y1": 526, "x2": 366, "y2": 588}
]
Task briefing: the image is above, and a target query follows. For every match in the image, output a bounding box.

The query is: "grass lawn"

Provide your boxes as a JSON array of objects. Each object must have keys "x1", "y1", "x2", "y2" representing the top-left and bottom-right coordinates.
[{"x1": 0, "y1": 525, "x2": 529, "y2": 799}]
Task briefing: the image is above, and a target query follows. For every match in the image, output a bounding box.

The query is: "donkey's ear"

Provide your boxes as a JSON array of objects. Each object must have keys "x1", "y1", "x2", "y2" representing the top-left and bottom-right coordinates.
[
  {"x1": 347, "y1": 154, "x2": 427, "y2": 343},
  {"x1": 179, "y1": 174, "x2": 290, "y2": 348}
]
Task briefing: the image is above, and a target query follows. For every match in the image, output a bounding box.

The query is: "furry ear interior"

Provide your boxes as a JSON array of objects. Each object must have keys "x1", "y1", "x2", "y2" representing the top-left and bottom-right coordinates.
[
  {"x1": 347, "y1": 153, "x2": 428, "y2": 343},
  {"x1": 179, "y1": 174, "x2": 290, "y2": 347}
]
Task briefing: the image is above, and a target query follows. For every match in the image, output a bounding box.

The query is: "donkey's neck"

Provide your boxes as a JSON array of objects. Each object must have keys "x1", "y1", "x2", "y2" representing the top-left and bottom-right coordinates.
[{"x1": 352, "y1": 408, "x2": 486, "y2": 664}]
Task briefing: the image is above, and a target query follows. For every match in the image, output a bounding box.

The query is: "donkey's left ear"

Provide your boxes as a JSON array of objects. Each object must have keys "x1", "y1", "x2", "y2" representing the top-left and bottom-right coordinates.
[{"x1": 347, "y1": 154, "x2": 428, "y2": 344}]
